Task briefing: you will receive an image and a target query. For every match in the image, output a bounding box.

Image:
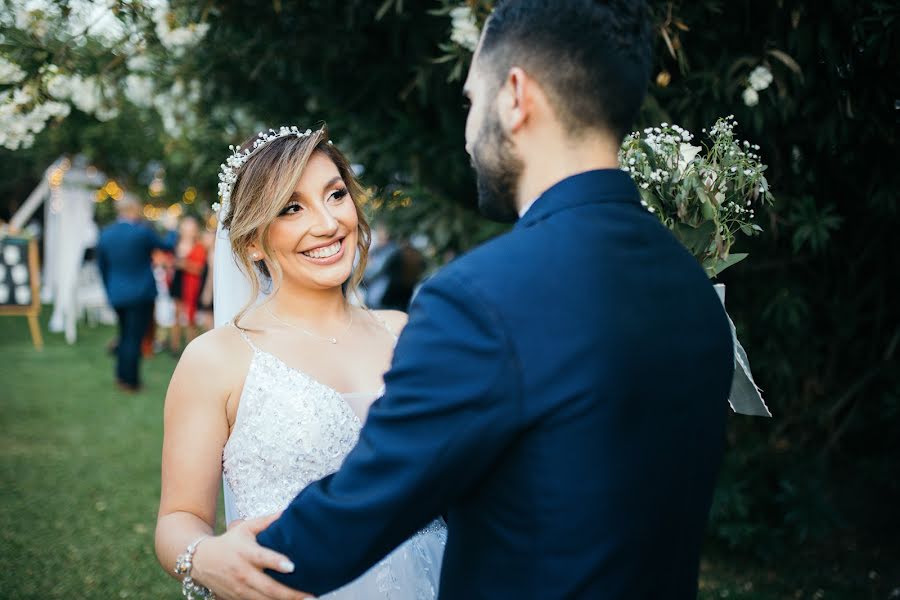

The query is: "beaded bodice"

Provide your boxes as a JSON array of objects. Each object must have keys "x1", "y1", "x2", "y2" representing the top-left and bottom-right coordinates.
[
  {"x1": 220, "y1": 322, "x2": 446, "y2": 598},
  {"x1": 222, "y1": 332, "x2": 367, "y2": 520}
]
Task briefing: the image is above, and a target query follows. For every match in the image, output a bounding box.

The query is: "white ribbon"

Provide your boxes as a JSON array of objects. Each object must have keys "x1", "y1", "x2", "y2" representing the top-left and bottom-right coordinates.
[{"x1": 715, "y1": 284, "x2": 772, "y2": 417}]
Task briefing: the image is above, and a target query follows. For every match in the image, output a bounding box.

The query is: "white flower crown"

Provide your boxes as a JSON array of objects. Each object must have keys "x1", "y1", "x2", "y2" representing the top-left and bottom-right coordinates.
[{"x1": 213, "y1": 125, "x2": 331, "y2": 217}]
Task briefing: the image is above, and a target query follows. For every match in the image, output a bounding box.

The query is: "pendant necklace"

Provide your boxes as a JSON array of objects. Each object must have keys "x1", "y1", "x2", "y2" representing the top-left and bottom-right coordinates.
[{"x1": 264, "y1": 304, "x2": 353, "y2": 344}]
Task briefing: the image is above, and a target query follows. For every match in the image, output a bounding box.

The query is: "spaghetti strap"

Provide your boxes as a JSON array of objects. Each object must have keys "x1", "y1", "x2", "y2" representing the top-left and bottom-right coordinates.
[
  {"x1": 230, "y1": 322, "x2": 260, "y2": 352},
  {"x1": 365, "y1": 309, "x2": 398, "y2": 342}
]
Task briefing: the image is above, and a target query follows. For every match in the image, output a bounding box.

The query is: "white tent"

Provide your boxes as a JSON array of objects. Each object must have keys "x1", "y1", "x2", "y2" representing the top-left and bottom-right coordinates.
[{"x1": 10, "y1": 156, "x2": 115, "y2": 343}]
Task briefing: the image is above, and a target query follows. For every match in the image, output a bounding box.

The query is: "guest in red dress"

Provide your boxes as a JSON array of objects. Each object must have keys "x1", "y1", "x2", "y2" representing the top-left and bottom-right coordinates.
[{"x1": 169, "y1": 217, "x2": 206, "y2": 353}]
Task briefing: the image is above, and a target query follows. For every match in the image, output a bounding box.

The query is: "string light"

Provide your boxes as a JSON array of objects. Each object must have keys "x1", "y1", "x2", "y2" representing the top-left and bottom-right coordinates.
[
  {"x1": 47, "y1": 158, "x2": 70, "y2": 214},
  {"x1": 149, "y1": 177, "x2": 165, "y2": 197}
]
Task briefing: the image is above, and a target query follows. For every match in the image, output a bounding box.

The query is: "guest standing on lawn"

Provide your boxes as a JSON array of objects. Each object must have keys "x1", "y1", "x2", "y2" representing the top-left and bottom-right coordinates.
[{"x1": 97, "y1": 198, "x2": 176, "y2": 392}]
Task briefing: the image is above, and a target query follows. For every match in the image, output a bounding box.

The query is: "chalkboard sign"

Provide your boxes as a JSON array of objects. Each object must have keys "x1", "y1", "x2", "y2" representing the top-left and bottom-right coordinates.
[{"x1": 0, "y1": 236, "x2": 43, "y2": 350}]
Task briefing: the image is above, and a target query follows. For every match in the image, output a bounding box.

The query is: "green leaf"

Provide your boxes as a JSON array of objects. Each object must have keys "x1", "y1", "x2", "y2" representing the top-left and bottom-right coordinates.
[
  {"x1": 375, "y1": 0, "x2": 399, "y2": 21},
  {"x1": 673, "y1": 220, "x2": 717, "y2": 257},
  {"x1": 788, "y1": 196, "x2": 843, "y2": 255},
  {"x1": 705, "y1": 253, "x2": 749, "y2": 278}
]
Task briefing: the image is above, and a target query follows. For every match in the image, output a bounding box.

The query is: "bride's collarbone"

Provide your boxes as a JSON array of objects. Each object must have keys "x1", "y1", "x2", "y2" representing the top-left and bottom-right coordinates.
[{"x1": 249, "y1": 331, "x2": 392, "y2": 395}]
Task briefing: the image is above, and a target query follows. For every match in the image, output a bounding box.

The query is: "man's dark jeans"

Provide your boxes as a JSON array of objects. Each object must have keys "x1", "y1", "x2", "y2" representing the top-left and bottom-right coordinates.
[{"x1": 114, "y1": 302, "x2": 154, "y2": 388}]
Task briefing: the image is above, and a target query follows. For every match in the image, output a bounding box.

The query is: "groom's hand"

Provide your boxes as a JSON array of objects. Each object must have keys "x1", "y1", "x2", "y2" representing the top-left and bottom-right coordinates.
[{"x1": 191, "y1": 513, "x2": 312, "y2": 600}]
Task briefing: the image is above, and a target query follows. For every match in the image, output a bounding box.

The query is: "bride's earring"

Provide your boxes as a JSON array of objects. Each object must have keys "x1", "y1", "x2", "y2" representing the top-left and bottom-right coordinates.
[{"x1": 251, "y1": 252, "x2": 260, "y2": 261}]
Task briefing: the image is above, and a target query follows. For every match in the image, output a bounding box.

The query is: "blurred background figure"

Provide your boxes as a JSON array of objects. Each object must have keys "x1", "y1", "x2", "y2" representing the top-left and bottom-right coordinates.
[
  {"x1": 168, "y1": 216, "x2": 206, "y2": 354},
  {"x1": 362, "y1": 223, "x2": 397, "y2": 307},
  {"x1": 362, "y1": 223, "x2": 425, "y2": 310},
  {"x1": 96, "y1": 198, "x2": 175, "y2": 392},
  {"x1": 195, "y1": 228, "x2": 216, "y2": 331}
]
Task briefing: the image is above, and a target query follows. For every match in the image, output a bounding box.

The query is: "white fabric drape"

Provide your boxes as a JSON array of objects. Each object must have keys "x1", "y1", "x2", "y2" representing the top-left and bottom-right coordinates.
[
  {"x1": 31, "y1": 160, "x2": 107, "y2": 343},
  {"x1": 212, "y1": 220, "x2": 256, "y2": 328}
]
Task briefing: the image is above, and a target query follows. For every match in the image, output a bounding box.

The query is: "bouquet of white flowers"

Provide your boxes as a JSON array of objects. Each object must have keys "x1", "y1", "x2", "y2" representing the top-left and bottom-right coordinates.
[
  {"x1": 620, "y1": 116, "x2": 774, "y2": 277},
  {"x1": 622, "y1": 116, "x2": 773, "y2": 417}
]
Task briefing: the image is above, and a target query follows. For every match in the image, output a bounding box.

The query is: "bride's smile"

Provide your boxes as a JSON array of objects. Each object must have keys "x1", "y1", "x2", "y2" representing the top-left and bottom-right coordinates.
[{"x1": 299, "y1": 237, "x2": 345, "y2": 263}]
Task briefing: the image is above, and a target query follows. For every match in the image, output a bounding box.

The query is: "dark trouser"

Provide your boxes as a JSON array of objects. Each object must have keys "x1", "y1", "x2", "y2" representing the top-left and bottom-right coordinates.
[{"x1": 114, "y1": 302, "x2": 155, "y2": 388}]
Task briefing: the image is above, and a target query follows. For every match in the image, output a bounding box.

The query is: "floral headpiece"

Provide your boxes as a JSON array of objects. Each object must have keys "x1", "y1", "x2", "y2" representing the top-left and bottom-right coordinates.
[{"x1": 213, "y1": 126, "x2": 325, "y2": 216}]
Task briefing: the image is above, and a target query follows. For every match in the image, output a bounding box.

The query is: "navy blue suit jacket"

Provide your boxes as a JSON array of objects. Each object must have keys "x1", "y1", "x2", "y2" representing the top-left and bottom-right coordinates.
[
  {"x1": 258, "y1": 170, "x2": 734, "y2": 598},
  {"x1": 96, "y1": 219, "x2": 175, "y2": 307}
]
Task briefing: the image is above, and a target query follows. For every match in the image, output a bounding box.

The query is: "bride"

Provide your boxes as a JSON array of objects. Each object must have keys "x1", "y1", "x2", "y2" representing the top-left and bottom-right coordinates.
[{"x1": 155, "y1": 126, "x2": 446, "y2": 599}]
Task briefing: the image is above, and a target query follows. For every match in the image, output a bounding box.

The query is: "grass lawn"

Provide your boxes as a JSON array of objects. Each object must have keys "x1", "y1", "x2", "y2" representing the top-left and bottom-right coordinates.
[
  {"x1": 1, "y1": 313, "x2": 186, "y2": 598},
  {"x1": 0, "y1": 311, "x2": 894, "y2": 598}
]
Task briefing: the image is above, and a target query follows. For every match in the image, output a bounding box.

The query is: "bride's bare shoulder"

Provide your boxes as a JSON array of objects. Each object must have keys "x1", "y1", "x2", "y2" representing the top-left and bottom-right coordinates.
[
  {"x1": 371, "y1": 309, "x2": 409, "y2": 336},
  {"x1": 176, "y1": 325, "x2": 252, "y2": 381}
]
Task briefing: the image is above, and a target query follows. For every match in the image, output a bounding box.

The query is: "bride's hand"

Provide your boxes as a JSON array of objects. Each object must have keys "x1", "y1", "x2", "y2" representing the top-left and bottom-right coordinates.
[{"x1": 191, "y1": 513, "x2": 313, "y2": 600}]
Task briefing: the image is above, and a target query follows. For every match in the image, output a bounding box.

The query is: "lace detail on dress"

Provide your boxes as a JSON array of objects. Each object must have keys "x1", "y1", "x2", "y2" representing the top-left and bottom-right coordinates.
[
  {"x1": 222, "y1": 324, "x2": 445, "y2": 599},
  {"x1": 222, "y1": 341, "x2": 362, "y2": 520}
]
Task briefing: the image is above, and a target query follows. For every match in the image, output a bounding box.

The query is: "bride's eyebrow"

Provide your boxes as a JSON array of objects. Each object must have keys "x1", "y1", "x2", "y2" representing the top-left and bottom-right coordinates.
[
  {"x1": 288, "y1": 176, "x2": 344, "y2": 203},
  {"x1": 322, "y1": 176, "x2": 343, "y2": 192}
]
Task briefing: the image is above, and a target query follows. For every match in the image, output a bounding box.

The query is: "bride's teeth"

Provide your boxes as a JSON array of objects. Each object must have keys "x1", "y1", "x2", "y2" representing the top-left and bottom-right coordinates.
[{"x1": 304, "y1": 240, "x2": 341, "y2": 259}]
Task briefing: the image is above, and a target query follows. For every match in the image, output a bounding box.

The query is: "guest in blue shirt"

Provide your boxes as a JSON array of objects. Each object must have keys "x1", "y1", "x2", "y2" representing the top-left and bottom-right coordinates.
[{"x1": 96, "y1": 198, "x2": 175, "y2": 391}]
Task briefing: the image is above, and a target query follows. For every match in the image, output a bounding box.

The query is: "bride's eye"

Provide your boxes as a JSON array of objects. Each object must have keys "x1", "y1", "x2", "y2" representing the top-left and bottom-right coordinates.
[
  {"x1": 328, "y1": 188, "x2": 348, "y2": 203},
  {"x1": 279, "y1": 201, "x2": 302, "y2": 216}
]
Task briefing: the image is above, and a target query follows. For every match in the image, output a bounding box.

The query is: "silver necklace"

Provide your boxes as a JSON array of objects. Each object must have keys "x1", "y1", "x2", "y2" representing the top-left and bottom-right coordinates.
[{"x1": 264, "y1": 304, "x2": 353, "y2": 344}]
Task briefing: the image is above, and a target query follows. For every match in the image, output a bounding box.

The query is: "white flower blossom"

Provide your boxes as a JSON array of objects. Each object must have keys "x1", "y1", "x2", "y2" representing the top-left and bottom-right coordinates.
[
  {"x1": 124, "y1": 75, "x2": 155, "y2": 108},
  {"x1": 94, "y1": 105, "x2": 119, "y2": 122},
  {"x1": 153, "y1": 79, "x2": 201, "y2": 137},
  {"x1": 46, "y1": 73, "x2": 105, "y2": 115},
  {"x1": 0, "y1": 83, "x2": 71, "y2": 150},
  {"x1": 126, "y1": 54, "x2": 153, "y2": 73},
  {"x1": 677, "y1": 143, "x2": 702, "y2": 174},
  {"x1": 742, "y1": 86, "x2": 759, "y2": 107},
  {"x1": 0, "y1": 57, "x2": 27, "y2": 84},
  {"x1": 748, "y1": 65, "x2": 773, "y2": 91},
  {"x1": 15, "y1": 8, "x2": 50, "y2": 38},
  {"x1": 449, "y1": 6, "x2": 480, "y2": 52},
  {"x1": 153, "y1": 3, "x2": 210, "y2": 55}
]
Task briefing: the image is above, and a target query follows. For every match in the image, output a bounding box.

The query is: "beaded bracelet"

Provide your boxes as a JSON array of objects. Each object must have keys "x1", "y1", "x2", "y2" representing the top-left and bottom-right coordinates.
[{"x1": 175, "y1": 536, "x2": 216, "y2": 600}]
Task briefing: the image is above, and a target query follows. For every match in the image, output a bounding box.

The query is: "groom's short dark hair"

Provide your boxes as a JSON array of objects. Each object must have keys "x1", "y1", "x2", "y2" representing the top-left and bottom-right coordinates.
[{"x1": 480, "y1": 0, "x2": 653, "y2": 141}]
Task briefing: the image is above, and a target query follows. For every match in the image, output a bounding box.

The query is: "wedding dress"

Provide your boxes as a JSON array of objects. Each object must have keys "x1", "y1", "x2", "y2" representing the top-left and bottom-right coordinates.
[{"x1": 221, "y1": 323, "x2": 446, "y2": 599}]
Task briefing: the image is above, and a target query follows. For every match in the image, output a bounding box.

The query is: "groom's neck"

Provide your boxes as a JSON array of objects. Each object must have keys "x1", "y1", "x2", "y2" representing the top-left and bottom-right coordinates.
[{"x1": 515, "y1": 130, "x2": 620, "y2": 211}]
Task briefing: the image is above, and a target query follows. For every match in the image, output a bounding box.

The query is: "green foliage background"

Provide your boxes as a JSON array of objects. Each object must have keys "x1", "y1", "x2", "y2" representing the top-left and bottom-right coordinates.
[{"x1": 1, "y1": 0, "x2": 898, "y2": 572}]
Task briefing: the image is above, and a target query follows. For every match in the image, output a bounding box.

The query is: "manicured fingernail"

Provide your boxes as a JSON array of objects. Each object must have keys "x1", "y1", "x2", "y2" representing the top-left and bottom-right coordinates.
[{"x1": 280, "y1": 560, "x2": 295, "y2": 573}]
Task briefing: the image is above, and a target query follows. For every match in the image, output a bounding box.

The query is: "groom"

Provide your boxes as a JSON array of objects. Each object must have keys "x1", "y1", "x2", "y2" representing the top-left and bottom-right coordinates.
[{"x1": 195, "y1": 1, "x2": 734, "y2": 597}]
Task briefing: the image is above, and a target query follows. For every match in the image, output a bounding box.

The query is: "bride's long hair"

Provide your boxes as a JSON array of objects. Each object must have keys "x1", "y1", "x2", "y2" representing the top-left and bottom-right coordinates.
[{"x1": 221, "y1": 127, "x2": 371, "y2": 326}]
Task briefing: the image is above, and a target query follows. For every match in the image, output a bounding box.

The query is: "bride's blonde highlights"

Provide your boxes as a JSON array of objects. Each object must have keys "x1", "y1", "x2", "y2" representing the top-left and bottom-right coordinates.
[{"x1": 221, "y1": 128, "x2": 371, "y2": 327}]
